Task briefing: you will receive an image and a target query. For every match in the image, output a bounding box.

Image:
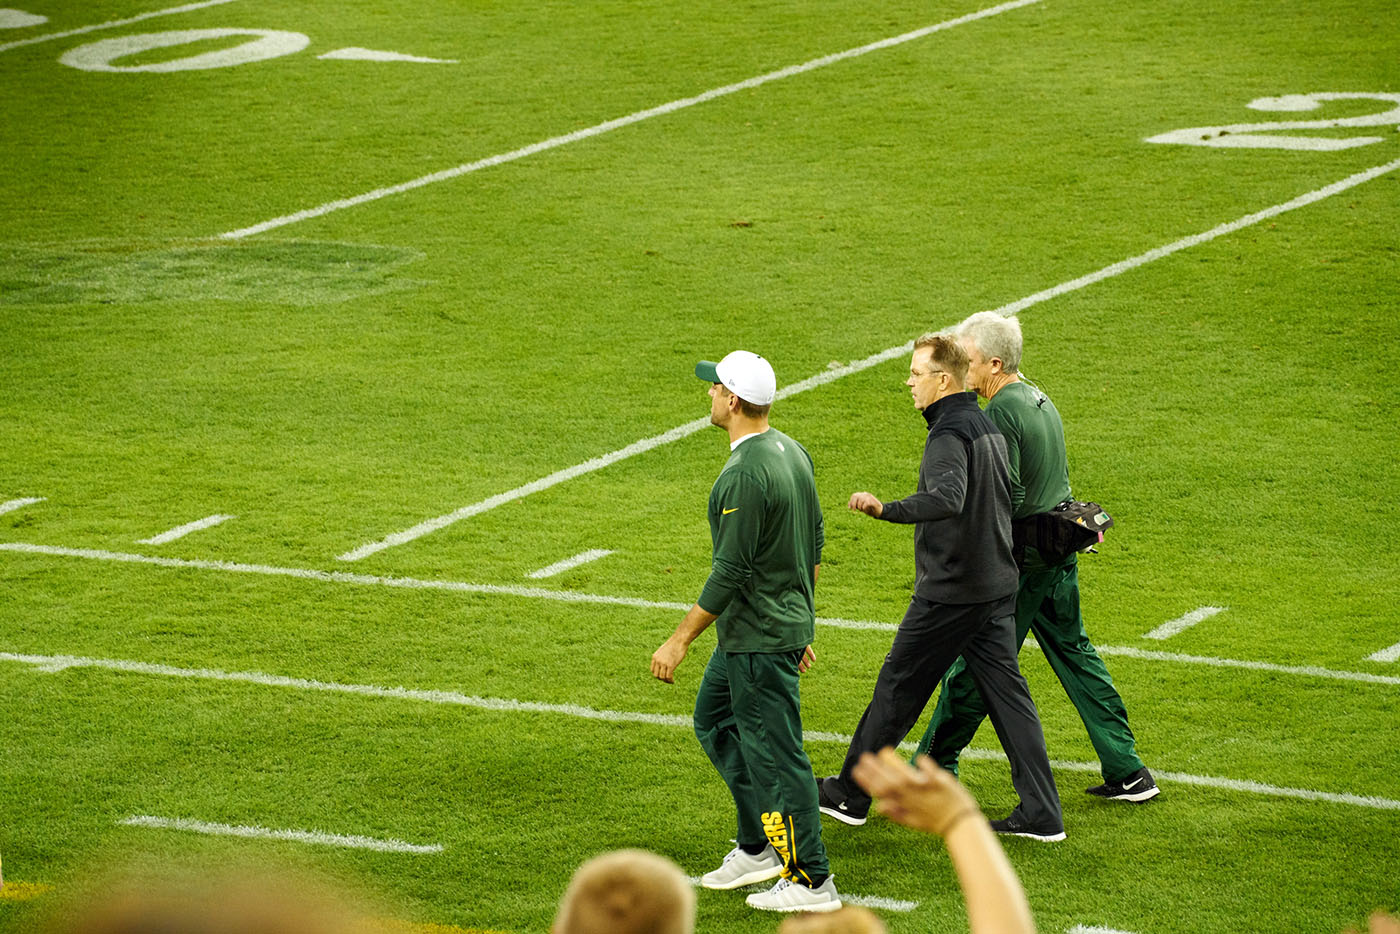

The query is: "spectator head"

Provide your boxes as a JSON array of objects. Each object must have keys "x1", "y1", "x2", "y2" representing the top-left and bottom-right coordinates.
[
  {"x1": 553, "y1": 849, "x2": 695, "y2": 934},
  {"x1": 43, "y1": 866, "x2": 364, "y2": 934},
  {"x1": 777, "y1": 905, "x2": 888, "y2": 934}
]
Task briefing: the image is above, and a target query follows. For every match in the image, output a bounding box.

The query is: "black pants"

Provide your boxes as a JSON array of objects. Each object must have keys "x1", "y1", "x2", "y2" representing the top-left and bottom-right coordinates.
[{"x1": 828, "y1": 592, "x2": 1062, "y2": 829}]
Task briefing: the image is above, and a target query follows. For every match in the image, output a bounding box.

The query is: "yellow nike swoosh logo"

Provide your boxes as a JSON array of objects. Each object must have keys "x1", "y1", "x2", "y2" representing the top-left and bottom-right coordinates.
[{"x1": 722, "y1": 507, "x2": 739, "y2": 515}]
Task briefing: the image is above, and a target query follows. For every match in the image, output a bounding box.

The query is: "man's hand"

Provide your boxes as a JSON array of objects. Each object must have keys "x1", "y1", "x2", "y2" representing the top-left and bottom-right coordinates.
[
  {"x1": 852, "y1": 747, "x2": 982, "y2": 837},
  {"x1": 798, "y1": 645, "x2": 815, "y2": 674},
  {"x1": 848, "y1": 492, "x2": 883, "y2": 518},
  {"x1": 651, "y1": 637, "x2": 688, "y2": 683}
]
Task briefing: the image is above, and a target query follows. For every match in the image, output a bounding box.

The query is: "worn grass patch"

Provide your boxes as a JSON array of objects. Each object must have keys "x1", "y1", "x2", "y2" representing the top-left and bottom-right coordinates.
[{"x1": 0, "y1": 240, "x2": 425, "y2": 306}]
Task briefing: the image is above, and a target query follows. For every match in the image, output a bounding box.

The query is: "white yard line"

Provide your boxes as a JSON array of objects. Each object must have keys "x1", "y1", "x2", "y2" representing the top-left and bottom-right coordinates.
[
  {"x1": 1068, "y1": 927, "x2": 1139, "y2": 934},
  {"x1": 1084, "y1": 643, "x2": 1400, "y2": 687},
  {"x1": 0, "y1": 497, "x2": 45, "y2": 516},
  {"x1": 6, "y1": 650, "x2": 1398, "y2": 811},
  {"x1": 960, "y1": 746, "x2": 1400, "y2": 810},
  {"x1": 219, "y1": 0, "x2": 1040, "y2": 240},
  {"x1": 118, "y1": 815, "x2": 442, "y2": 853},
  {"x1": 138, "y1": 513, "x2": 236, "y2": 545},
  {"x1": 0, "y1": 0, "x2": 243, "y2": 54},
  {"x1": 1142, "y1": 605, "x2": 1226, "y2": 641},
  {"x1": 336, "y1": 155, "x2": 1400, "y2": 563},
  {"x1": 4, "y1": 541, "x2": 1399, "y2": 686},
  {"x1": 527, "y1": 548, "x2": 614, "y2": 578},
  {"x1": 1366, "y1": 641, "x2": 1400, "y2": 663}
]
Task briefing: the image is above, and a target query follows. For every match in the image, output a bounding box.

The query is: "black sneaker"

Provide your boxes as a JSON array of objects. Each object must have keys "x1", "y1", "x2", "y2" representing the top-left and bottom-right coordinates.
[
  {"x1": 1086, "y1": 767, "x2": 1160, "y2": 803},
  {"x1": 816, "y1": 777, "x2": 868, "y2": 826},
  {"x1": 989, "y1": 808, "x2": 1065, "y2": 842}
]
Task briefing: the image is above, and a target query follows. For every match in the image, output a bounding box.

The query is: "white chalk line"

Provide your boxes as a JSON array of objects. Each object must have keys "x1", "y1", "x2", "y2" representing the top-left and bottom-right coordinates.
[
  {"x1": 527, "y1": 548, "x2": 615, "y2": 579},
  {"x1": 219, "y1": 0, "x2": 1040, "y2": 241},
  {"x1": 0, "y1": 497, "x2": 45, "y2": 516},
  {"x1": 1068, "y1": 927, "x2": 1139, "y2": 934},
  {"x1": 336, "y1": 155, "x2": 1400, "y2": 563},
  {"x1": 138, "y1": 513, "x2": 236, "y2": 546},
  {"x1": 0, "y1": 0, "x2": 242, "y2": 54},
  {"x1": 6, "y1": 650, "x2": 1397, "y2": 811},
  {"x1": 962, "y1": 746, "x2": 1400, "y2": 811},
  {"x1": 1082, "y1": 643, "x2": 1400, "y2": 687},
  {"x1": 1366, "y1": 641, "x2": 1400, "y2": 664},
  {"x1": 684, "y1": 876, "x2": 916, "y2": 913},
  {"x1": 118, "y1": 815, "x2": 442, "y2": 854},
  {"x1": 1142, "y1": 605, "x2": 1226, "y2": 641},
  {"x1": 5, "y1": 541, "x2": 1398, "y2": 687}
]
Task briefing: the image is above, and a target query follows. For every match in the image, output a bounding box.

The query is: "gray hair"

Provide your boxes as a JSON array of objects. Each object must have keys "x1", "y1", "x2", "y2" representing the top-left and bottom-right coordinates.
[{"x1": 956, "y1": 311, "x2": 1022, "y2": 373}]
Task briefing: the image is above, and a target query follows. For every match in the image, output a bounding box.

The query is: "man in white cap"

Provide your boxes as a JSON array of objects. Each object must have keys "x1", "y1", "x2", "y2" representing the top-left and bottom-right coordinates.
[{"x1": 651, "y1": 350, "x2": 839, "y2": 914}]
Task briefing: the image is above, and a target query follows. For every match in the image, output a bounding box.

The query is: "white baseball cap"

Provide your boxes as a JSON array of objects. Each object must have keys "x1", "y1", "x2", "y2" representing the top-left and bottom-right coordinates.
[{"x1": 695, "y1": 350, "x2": 776, "y2": 406}]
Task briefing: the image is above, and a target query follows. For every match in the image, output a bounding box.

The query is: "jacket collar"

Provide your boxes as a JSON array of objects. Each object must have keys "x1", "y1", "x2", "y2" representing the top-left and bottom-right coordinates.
[{"x1": 921, "y1": 391, "x2": 977, "y2": 428}]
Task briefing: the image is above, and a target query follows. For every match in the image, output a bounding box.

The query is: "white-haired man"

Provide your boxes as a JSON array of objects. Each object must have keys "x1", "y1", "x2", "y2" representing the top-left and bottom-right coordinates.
[{"x1": 913, "y1": 312, "x2": 1158, "y2": 803}]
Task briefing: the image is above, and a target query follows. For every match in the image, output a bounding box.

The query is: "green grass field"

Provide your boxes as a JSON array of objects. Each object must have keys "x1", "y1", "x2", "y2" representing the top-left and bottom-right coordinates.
[{"x1": 2, "y1": 0, "x2": 1398, "y2": 931}]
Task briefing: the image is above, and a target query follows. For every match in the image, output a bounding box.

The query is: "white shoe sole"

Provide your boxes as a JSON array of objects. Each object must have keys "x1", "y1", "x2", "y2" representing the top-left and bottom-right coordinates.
[
  {"x1": 700, "y1": 864, "x2": 784, "y2": 890},
  {"x1": 745, "y1": 895, "x2": 843, "y2": 913},
  {"x1": 1000, "y1": 829, "x2": 1066, "y2": 842},
  {"x1": 818, "y1": 804, "x2": 867, "y2": 826},
  {"x1": 1090, "y1": 785, "x2": 1161, "y2": 803}
]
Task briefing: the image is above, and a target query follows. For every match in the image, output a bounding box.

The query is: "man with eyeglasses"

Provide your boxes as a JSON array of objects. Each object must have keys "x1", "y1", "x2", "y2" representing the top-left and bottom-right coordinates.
[
  {"x1": 913, "y1": 312, "x2": 1157, "y2": 804},
  {"x1": 816, "y1": 333, "x2": 1064, "y2": 841}
]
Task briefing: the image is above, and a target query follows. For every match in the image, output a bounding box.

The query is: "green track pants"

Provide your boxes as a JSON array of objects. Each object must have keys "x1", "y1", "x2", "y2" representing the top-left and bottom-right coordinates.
[
  {"x1": 694, "y1": 647, "x2": 830, "y2": 885},
  {"x1": 915, "y1": 559, "x2": 1146, "y2": 783}
]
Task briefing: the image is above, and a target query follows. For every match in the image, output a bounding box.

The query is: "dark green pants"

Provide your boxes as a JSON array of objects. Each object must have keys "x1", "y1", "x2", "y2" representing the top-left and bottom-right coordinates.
[
  {"x1": 915, "y1": 558, "x2": 1145, "y2": 783},
  {"x1": 694, "y1": 647, "x2": 830, "y2": 885}
]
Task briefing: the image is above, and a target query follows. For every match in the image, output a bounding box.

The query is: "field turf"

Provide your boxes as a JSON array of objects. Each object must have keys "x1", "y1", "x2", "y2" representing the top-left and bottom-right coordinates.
[{"x1": 2, "y1": 0, "x2": 1397, "y2": 931}]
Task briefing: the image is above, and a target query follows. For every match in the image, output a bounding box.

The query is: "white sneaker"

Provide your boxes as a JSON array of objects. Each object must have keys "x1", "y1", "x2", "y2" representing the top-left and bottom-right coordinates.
[
  {"x1": 745, "y1": 875, "x2": 841, "y2": 912},
  {"x1": 699, "y1": 845, "x2": 784, "y2": 890}
]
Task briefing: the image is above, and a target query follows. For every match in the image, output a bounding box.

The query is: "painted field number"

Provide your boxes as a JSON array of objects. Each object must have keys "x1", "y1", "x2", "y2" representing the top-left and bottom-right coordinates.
[
  {"x1": 1147, "y1": 93, "x2": 1400, "y2": 151},
  {"x1": 60, "y1": 28, "x2": 309, "y2": 72},
  {"x1": 56, "y1": 28, "x2": 454, "y2": 72}
]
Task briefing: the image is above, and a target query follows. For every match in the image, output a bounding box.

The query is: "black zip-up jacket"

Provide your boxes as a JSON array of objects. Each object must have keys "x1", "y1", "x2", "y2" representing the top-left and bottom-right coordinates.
[{"x1": 879, "y1": 391, "x2": 1018, "y2": 605}]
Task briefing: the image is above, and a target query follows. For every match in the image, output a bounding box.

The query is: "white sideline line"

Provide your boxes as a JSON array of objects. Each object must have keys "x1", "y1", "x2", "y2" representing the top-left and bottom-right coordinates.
[
  {"x1": 685, "y1": 877, "x2": 916, "y2": 912},
  {"x1": 1085, "y1": 643, "x2": 1400, "y2": 687},
  {"x1": 0, "y1": 0, "x2": 242, "y2": 54},
  {"x1": 842, "y1": 894, "x2": 920, "y2": 913},
  {"x1": 960, "y1": 746, "x2": 1400, "y2": 811},
  {"x1": 138, "y1": 514, "x2": 236, "y2": 545},
  {"x1": 527, "y1": 548, "x2": 614, "y2": 578},
  {"x1": 1367, "y1": 641, "x2": 1400, "y2": 664},
  {"x1": 336, "y1": 155, "x2": 1400, "y2": 562},
  {"x1": 219, "y1": 0, "x2": 1040, "y2": 240},
  {"x1": 0, "y1": 497, "x2": 45, "y2": 516},
  {"x1": 1142, "y1": 605, "x2": 1226, "y2": 641},
  {"x1": 118, "y1": 815, "x2": 442, "y2": 854},
  {"x1": 6, "y1": 650, "x2": 1398, "y2": 811},
  {"x1": 7, "y1": 541, "x2": 1400, "y2": 686}
]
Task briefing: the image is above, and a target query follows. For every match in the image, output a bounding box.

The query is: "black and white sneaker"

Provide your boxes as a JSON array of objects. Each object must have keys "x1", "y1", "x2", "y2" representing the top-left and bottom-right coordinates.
[
  {"x1": 989, "y1": 809, "x2": 1066, "y2": 842},
  {"x1": 816, "y1": 777, "x2": 868, "y2": 826},
  {"x1": 1086, "y1": 767, "x2": 1160, "y2": 803}
]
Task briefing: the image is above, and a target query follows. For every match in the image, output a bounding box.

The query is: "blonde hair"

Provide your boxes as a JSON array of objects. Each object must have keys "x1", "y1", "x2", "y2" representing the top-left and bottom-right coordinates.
[
  {"x1": 553, "y1": 850, "x2": 695, "y2": 934},
  {"x1": 913, "y1": 331, "x2": 970, "y2": 386},
  {"x1": 778, "y1": 905, "x2": 888, "y2": 934}
]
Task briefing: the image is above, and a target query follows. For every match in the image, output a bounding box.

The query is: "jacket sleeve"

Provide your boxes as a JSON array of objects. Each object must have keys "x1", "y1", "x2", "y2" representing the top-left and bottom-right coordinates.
[
  {"x1": 697, "y1": 471, "x2": 765, "y2": 615},
  {"x1": 879, "y1": 433, "x2": 968, "y2": 523}
]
